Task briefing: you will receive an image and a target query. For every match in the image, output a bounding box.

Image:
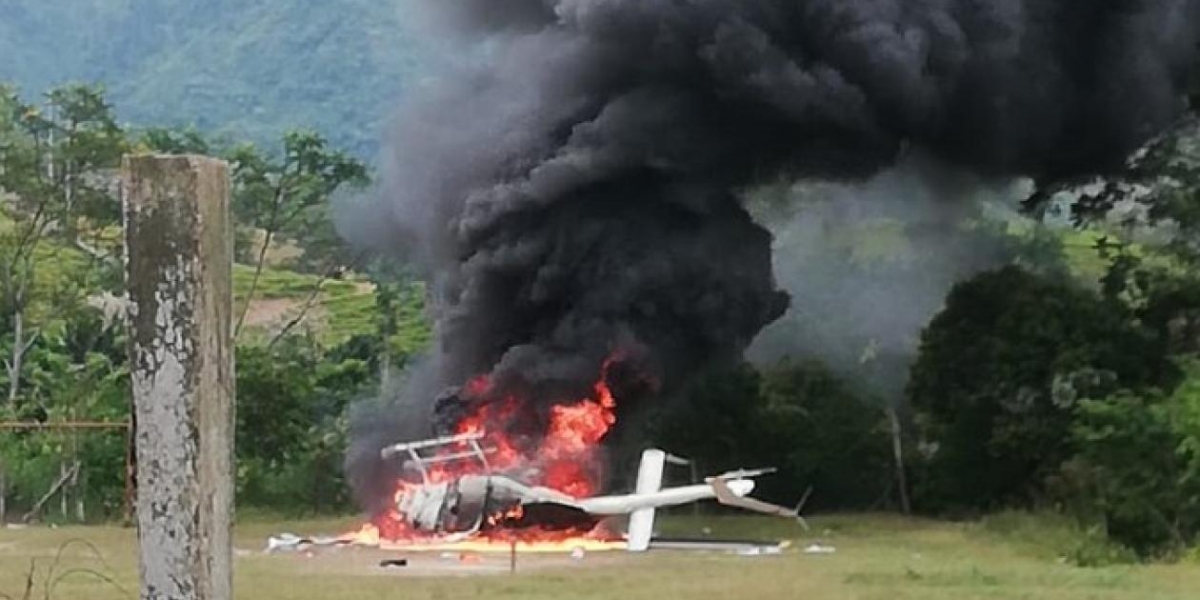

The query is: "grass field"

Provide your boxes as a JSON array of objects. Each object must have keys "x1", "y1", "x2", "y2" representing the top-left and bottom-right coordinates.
[{"x1": 2, "y1": 514, "x2": 1199, "y2": 600}]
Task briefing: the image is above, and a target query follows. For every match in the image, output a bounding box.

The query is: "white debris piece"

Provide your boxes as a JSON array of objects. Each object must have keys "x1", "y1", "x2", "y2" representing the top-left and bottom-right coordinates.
[
  {"x1": 803, "y1": 543, "x2": 836, "y2": 554},
  {"x1": 265, "y1": 533, "x2": 345, "y2": 553}
]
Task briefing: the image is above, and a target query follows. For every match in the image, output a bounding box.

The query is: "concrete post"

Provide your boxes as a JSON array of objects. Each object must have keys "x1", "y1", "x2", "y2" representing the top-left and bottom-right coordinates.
[{"x1": 123, "y1": 155, "x2": 234, "y2": 600}]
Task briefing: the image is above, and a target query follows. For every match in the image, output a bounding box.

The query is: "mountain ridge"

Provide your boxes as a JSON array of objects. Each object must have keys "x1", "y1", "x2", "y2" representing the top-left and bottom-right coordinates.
[{"x1": 0, "y1": 0, "x2": 423, "y2": 156}]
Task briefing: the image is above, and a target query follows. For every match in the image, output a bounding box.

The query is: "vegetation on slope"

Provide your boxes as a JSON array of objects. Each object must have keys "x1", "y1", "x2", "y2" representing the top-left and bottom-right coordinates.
[{"x1": 0, "y1": 0, "x2": 424, "y2": 156}]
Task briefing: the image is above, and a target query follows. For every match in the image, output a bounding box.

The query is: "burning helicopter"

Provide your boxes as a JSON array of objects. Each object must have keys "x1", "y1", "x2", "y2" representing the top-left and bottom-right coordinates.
[{"x1": 378, "y1": 432, "x2": 805, "y2": 552}]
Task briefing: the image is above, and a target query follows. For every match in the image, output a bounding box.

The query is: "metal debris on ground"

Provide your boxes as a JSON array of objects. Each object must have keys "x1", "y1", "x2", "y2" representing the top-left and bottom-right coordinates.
[
  {"x1": 735, "y1": 545, "x2": 784, "y2": 557},
  {"x1": 265, "y1": 533, "x2": 348, "y2": 554}
]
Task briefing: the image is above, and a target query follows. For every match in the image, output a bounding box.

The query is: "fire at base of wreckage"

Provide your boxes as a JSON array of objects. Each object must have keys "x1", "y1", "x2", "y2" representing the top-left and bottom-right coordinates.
[{"x1": 267, "y1": 360, "x2": 801, "y2": 562}]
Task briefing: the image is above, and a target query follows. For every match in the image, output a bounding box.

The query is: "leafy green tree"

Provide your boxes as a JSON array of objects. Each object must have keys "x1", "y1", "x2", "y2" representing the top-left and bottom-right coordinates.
[
  {"x1": 42, "y1": 85, "x2": 128, "y2": 233},
  {"x1": 0, "y1": 306, "x2": 129, "y2": 518},
  {"x1": 138, "y1": 126, "x2": 211, "y2": 156},
  {"x1": 757, "y1": 359, "x2": 893, "y2": 509},
  {"x1": 0, "y1": 84, "x2": 126, "y2": 405},
  {"x1": 908, "y1": 266, "x2": 1176, "y2": 511},
  {"x1": 235, "y1": 335, "x2": 373, "y2": 513},
  {"x1": 1020, "y1": 111, "x2": 1200, "y2": 556},
  {"x1": 1059, "y1": 363, "x2": 1200, "y2": 557}
]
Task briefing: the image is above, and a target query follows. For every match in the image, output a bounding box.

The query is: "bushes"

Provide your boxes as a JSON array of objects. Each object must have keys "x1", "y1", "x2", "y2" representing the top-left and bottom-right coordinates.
[
  {"x1": 757, "y1": 360, "x2": 894, "y2": 508},
  {"x1": 0, "y1": 425, "x2": 128, "y2": 520},
  {"x1": 1057, "y1": 363, "x2": 1200, "y2": 558},
  {"x1": 0, "y1": 310, "x2": 130, "y2": 521},
  {"x1": 0, "y1": 325, "x2": 381, "y2": 521},
  {"x1": 234, "y1": 335, "x2": 376, "y2": 514},
  {"x1": 978, "y1": 511, "x2": 1137, "y2": 567},
  {"x1": 908, "y1": 264, "x2": 1200, "y2": 558},
  {"x1": 908, "y1": 266, "x2": 1174, "y2": 512}
]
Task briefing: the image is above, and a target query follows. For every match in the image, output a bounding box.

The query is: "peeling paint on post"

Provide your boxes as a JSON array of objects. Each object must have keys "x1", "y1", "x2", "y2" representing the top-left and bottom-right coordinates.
[{"x1": 123, "y1": 155, "x2": 234, "y2": 600}]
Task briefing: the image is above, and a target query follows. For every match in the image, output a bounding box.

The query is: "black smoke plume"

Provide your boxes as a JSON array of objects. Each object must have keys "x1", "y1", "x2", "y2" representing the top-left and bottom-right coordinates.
[{"x1": 346, "y1": 0, "x2": 1200, "y2": 510}]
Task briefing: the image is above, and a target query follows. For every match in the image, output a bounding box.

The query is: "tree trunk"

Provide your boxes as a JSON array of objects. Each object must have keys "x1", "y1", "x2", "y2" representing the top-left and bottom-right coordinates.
[
  {"x1": 234, "y1": 228, "x2": 273, "y2": 337},
  {"x1": 22, "y1": 461, "x2": 78, "y2": 524},
  {"x1": 0, "y1": 467, "x2": 7, "y2": 524},
  {"x1": 888, "y1": 407, "x2": 912, "y2": 515},
  {"x1": 380, "y1": 345, "x2": 392, "y2": 392},
  {"x1": 60, "y1": 461, "x2": 68, "y2": 518},
  {"x1": 234, "y1": 184, "x2": 286, "y2": 338},
  {"x1": 7, "y1": 308, "x2": 22, "y2": 403}
]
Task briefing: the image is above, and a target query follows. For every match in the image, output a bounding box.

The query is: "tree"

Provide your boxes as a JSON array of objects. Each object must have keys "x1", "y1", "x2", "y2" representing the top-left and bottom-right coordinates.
[
  {"x1": 0, "y1": 84, "x2": 126, "y2": 404},
  {"x1": 1060, "y1": 363, "x2": 1200, "y2": 557},
  {"x1": 42, "y1": 85, "x2": 128, "y2": 234},
  {"x1": 235, "y1": 335, "x2": 373, "y2": 512},
  {"x1": 908, "y1": 266, "x2": 1176, "y2": 511},
  {"x1": 138, "y1": 126, "x2": 211, "y2": 156},
  {"x1": 757, "y1": 359, "x2": 893, "y2": 509},
  {"x1": 227, "y1": 131, "x2": 367, "y2": 338}
]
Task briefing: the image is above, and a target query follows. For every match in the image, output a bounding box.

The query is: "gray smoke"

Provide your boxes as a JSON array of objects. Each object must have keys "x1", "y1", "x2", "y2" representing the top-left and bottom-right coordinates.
[
  {"x1": 746, "y1": 154, "x2": 1042, "y2": 402},
  {"x1": 345, "y1": 0, "x2": 1200, "y2": 509}
]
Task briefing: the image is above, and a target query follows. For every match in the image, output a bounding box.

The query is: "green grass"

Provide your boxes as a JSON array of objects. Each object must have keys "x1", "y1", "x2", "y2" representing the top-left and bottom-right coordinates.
[
  {"x1": 233, "y1": 264, "x2": 360, "y2": 302},
  {"x1": 2, "y1": 514, "x2": 1198, "y2": 600}
]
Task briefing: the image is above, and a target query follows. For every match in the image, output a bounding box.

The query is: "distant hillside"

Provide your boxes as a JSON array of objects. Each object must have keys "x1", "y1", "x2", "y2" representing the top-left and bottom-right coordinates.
[{"x1": 0, "y1": 0, "x2": 424, "y2": 157}]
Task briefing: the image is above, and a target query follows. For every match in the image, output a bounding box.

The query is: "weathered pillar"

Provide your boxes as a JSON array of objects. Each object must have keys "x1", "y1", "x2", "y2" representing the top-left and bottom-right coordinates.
[{"x1": 123, "y1": 155, "x2": 234, "y2": 600}]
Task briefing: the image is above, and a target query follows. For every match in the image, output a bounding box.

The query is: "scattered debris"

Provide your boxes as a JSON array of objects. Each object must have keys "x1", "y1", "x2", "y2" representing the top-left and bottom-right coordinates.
[
  {"x1": 649, "y1": 538, "x2": 790, "y2": 554},
  {"x1": 803, "y1": 543, "x2": 836, "y2": 555},
  {"x1": 265, "y1": 533, "x2": 348, "y2": 553}
]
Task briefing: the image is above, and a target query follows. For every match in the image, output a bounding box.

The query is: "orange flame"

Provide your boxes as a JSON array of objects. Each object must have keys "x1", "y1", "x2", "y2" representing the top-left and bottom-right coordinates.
[{"x1": 350, "y1": 355, "x2": 626, "y2": 551}]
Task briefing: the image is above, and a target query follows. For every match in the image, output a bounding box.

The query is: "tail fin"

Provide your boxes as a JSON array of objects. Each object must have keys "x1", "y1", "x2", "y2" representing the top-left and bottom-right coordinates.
[
  {"x1": 710, "y1": 475, "x2": 810, "y2": 530},
  {"x1": 626, "y1": 449, "x2": 666, "y2": 552}
]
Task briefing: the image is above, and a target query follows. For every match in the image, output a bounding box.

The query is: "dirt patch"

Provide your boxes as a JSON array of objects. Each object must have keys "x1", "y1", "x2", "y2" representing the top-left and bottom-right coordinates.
[
  {"x1": 242, "y1": 298, "x2": 299, "y2": 328},
  {"x1": 241, "y1": 298, "x2": 328, "y2": 332}
]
